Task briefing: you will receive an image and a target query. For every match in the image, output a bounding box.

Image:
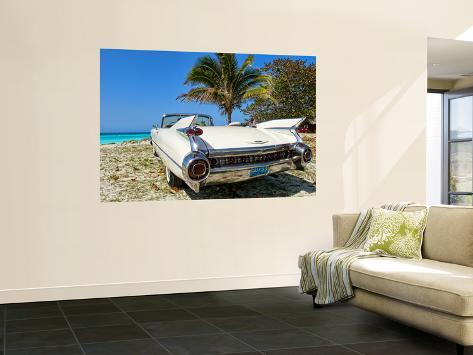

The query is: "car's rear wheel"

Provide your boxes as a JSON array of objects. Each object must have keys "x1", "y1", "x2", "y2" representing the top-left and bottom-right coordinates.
[
  {"x1": 165, "y1": 167, "x2": 183, "y2": 189},
  {"x1": 152, "y1": 144, "x2": 159, "y2": 157}
]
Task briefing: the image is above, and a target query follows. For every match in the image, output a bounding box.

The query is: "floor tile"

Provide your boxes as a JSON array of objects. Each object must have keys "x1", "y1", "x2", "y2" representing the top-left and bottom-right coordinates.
[
  {"x1": 232, "y1": 328, "x2": 330, "y2": 351},
  {"x1": 159, "y1": 333, "x2": 253, "y2": 354},
  {"x1": 378, "y1": 321, "x2": 438, "y2": 340},
  {"x1": 246, "y1": 301, "x2": 315, "y2": 315},
  {"x1": 61, "y1": 303, "x2": 120, "y2": 316},
  {"x1": 275, "y1": 310, "x2": 357, "y2": 327},
  {"x1": 128, "y1": 309, "x2": 196, "y2": 323},
  {"x1": 6, "y1": 317, "x2": 68, "y2": 333},
  {"x1": 6, "y1": 329, "x2": 77, "y2": 350},
  {"x1": 1, "y1": 288, "x2": 469, "y2": 355},
  {"x1": 83, "y1": 339, "x2": 169, "y2": 354},
  {"x1": 6, "y1": 305, "x2": 63, "y2": 320},
  {"x1": 264, "y1": 345, "x2": 358, "y2": 354},
  {"x1": 207, "y1": 315, "x2": 291, "y2": 332},
  {"x1": 213, "y1": 290, "x2": 290, "y2": 306},
  {"x1": 74, "y1": 324, "x2": 149, "y2": 344},
  {"x1": 59, "y1": 298, "x2": 112, "y2": 308},
  {"x1": 329, "y1": 306, "x2": 391, "y2": 323},
  {"x1": 67, "y1": 312, "x2": 133, "y2": 329},
  {"x1": 112, "y1": 295, "x2": 176, "y2": 311},
  {"x1": 7, "y1": 345, "x2": 83, "y2": 355},
  {"x1": 142, "y1": 319, "x2": 222, "y2": 338},
  {"x1": 224, "y1": 288, "x2": 281, "y2": 297},
  {"x1": 267, "y1": 286, "x2": 303, "y2": 299},
  {"x1": 164, "y1": 292, "x2": 235, "y2": 308},
  {"x1": 305, "y1": 323, "x2": 407, "y2": 344},
  {"x1": 189, "y1": 305, "x2": 260, "y2": 319},
  {"x1": 6, "y1": 302, "x2": 57, "y2": 311},
  {"x1": 347, "y1": 339, "x2": 457, "y2": 355}
]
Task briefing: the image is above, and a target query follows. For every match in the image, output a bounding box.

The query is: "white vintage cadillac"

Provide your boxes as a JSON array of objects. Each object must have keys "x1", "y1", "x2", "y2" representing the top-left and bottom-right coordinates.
[{"x1": 150, "y1": 113, "x2": 312, "y2": 192}]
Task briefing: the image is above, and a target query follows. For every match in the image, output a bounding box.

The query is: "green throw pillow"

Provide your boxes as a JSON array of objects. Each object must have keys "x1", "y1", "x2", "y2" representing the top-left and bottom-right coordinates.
[{"x1": 363, "y1": 208, "x2": 428, "y2": 259}]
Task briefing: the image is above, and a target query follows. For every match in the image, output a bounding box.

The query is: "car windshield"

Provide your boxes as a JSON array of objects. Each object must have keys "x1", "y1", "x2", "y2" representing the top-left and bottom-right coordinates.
[
  {"x1": 161, "y1": 114, "x2": 184, "y2": 128},
  {"x1": 194, "y1": 115, "x2": 213, "y2": 127},
  {"x1": 161, "y1": 114, "x2": 213, "y2": 128}
]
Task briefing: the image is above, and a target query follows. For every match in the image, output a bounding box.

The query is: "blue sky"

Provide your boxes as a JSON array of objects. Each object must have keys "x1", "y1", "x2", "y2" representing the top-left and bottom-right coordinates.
[{"x1": 100, "y1": 49, "x2": 316, "y2": 133}]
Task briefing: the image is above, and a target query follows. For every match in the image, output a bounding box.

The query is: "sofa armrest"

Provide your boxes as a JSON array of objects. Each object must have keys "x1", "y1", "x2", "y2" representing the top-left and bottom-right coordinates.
[{"x1": 332, "y1": 213, "x2": 359, "y2": 247}]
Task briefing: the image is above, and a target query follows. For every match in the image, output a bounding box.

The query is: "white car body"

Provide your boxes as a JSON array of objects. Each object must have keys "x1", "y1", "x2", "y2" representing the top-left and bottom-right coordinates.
[{"x1": 151, "y1": 114, "x2": 312, "y2": 192}]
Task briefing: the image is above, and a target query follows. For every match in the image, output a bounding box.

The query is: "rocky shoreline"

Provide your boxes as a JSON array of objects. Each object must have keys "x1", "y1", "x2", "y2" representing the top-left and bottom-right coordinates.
[{"x1": 100, "y1": 134, "x2": 316, "y2": 202}]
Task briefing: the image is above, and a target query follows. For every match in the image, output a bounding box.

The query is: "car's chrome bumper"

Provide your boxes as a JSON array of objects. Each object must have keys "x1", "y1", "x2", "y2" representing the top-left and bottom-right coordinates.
[
  {"x1": 181, "y1": 142, "x2": 312, "y2": 193},
  {"x1": 185, "y1": 158, "x2": 302, "y2": 193}
]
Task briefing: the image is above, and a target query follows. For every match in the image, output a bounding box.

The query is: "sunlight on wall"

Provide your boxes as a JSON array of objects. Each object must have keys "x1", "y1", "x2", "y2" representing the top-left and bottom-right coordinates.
[
  {"x1": 457, "y1": 26, "x2": 473, "y2": 42},
  {"x1": 343, "y1": 73, "x2": 426, "y2": 209},
  {"x1": 426, "y1": 93, "x2": 442, "y2": 206}
]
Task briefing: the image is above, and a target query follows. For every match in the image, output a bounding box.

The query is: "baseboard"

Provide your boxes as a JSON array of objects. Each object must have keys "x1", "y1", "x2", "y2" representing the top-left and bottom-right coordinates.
[{"x1": 0, "y1": 273, "x2": 300, "y2": 304}]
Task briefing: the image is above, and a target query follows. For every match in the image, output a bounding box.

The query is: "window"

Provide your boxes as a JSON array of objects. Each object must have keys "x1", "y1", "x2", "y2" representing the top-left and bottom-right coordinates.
[
  {"x1": 443, "y1": 90, "x2": 473, "y2": 206},
  {"x1": 194, "y1": 115, "x2": 214, "y2": 127},
  {"x1": 161, "y1": 114, "x2": 184, "y2": 128},
  {"x1": 161, "y1": 114, "x2": 214, "y2": 128}
]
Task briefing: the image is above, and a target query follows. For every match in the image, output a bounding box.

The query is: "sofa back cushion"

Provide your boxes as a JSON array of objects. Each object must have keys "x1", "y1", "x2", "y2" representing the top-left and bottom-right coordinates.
[{"x1": 423, "y1": 206, "x2": 473, "y2": 267}]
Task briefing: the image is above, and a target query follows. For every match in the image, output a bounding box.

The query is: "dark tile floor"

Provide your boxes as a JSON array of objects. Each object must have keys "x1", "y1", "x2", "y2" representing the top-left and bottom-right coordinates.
[{"x1": 0, "y1": 287, "x2": 470, "y2": 354}]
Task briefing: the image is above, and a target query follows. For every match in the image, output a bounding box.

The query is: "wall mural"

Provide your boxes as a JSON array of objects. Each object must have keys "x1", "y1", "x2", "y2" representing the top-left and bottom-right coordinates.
[{"x1": 100, "y1": 49, "x2": 316, "y2": 201}]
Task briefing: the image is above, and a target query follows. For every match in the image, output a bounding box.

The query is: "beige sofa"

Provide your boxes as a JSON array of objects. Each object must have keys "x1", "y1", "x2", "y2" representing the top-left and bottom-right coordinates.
[{"x1": 332, "y1": 205, "x2": 473, "y2": 355}]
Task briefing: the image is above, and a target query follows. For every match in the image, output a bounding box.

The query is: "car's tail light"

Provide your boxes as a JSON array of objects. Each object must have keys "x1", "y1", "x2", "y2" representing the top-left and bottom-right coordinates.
[
  {"x1": 182, "y1": 152, "x2": 210, "y2": 182},
  {"x1": 187, "y1": 159, "x2": 209, "y2": 181},
  {"x1": 185, "y1": 126, "x2": 204, "y2": 136},
  {"x1": 297, "y1": 127, "x2": 308, "y2": 133}
]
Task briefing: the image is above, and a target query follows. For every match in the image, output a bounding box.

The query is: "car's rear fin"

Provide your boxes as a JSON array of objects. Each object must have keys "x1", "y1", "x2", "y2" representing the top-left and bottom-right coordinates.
[
  {"x1": 255, "y1": 118, "x2": 304, "y2": 129},
  {"x1": 172, "y1": 115, "x2": 195, "y2": 129}
]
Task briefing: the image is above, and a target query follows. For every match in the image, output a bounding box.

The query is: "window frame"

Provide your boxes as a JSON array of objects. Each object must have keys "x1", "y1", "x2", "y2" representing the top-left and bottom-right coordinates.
[{"x1": 441, "y1": 88, "x2": 473, "y2": 205}]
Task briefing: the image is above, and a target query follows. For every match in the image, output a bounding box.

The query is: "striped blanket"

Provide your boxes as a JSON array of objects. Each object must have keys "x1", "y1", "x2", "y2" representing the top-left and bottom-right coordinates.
[{"x1": 298, "y1": 202, "x2": 410, "y2": 305}]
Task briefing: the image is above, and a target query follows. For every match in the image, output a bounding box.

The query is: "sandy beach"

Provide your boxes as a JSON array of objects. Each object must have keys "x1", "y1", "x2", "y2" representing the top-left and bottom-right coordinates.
[{"x1": 100, "y1": 134, "x2": 316, "y2": 202}]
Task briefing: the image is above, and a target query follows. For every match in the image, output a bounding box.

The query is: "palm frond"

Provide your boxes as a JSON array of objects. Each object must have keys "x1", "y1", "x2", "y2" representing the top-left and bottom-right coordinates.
[
  {"x1": 178, "y1": 52, "x2": 270, "y2": 123},
  {"x1": 242, "y1": 85, "x2": 274, "y2": 101},
  {"x1": 177, "y1": 87, "x2": 222, "y2": 105}
]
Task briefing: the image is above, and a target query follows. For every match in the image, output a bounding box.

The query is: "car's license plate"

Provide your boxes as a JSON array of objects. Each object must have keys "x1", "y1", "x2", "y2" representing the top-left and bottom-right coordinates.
[{"x1": 249, "y1": 166, "x2": 269, "y2": 177}]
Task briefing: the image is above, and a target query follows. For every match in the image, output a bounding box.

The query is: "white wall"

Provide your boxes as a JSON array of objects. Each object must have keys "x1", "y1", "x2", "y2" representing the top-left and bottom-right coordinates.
[
  {"x1": 426, "y1": 93, "x2": 443, "y2": 205},
  {"x1": 1, "y1": 0, "x2": 473, "y2": 303}
]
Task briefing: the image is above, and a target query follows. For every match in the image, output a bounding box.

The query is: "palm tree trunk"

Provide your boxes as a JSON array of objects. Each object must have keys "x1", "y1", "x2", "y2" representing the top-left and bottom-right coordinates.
[{"x1": 226, "y1": 111, "x2": 232, "y2": 125}]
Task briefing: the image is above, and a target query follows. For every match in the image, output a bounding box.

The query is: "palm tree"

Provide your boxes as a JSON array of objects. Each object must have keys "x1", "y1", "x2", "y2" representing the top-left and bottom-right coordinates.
[{"x1": 177, "y1": 53, "x2": 269, "y2": 124}]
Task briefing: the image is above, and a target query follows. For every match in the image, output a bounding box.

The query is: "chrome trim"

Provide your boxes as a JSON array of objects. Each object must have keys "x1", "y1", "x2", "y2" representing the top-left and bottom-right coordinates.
[
  {"x1": 181, "y1": 151, "x2": 210, "y2": 183},
  {"x1": 210, "y1": 158, "x2": 296, "y2": 173},
  {"x1": 204, "y1": 160, "x2": 297, "y2": 186},
  {"x1": 293, "y1": 142, "x2": 312, "y2": 168},
  {"x1": 207, "y1": 144, "x2": 294, "y2": 157},
  {"x1": 177, "y1": 126, "x2": 209, "y2": 154},
  {"x1": 189, "y1": 136, "x2": 199, "y2": 152},
  {"x1": 290, "y1": 127, "x2": 303, "y2": 143},
  {"x1": 155, "y1": 140, "x2": 311, "y2": 193}
]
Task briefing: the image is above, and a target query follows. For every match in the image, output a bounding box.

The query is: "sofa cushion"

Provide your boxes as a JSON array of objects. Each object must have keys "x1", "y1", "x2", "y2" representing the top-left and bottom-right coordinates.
[
  {"x1": 363, "y1": 208, "x2": 428, "y2": 259},
  {"x1": 423, "y1": 206, "x2": 473, "y2": 267},
  {"x1": 350, "y1": 257, "x2": 473, "y2": 316}
]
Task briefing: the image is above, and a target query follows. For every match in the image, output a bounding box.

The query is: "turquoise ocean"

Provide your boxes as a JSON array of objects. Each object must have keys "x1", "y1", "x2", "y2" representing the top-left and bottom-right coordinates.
[{"x1": 100, "y1": 133, "x2": 150, "y2": 145}]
